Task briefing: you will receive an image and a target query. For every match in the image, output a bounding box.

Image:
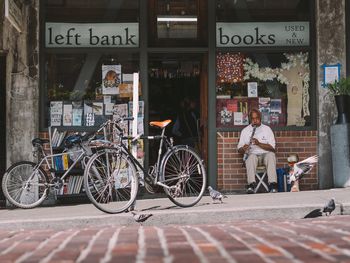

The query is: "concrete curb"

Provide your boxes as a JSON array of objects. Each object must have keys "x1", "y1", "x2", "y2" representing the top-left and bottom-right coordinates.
[
  {"x1": 1, "y1": 188, "x2": 349, "y2": 229},
  {"x1": 0, "y1": 204, "x2": 348, "y2": 230}
]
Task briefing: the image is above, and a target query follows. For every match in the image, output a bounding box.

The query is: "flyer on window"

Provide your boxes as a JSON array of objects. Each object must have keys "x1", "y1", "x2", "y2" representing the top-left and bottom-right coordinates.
[
  {"x1": 247, "y1": 82, "x2": 258, "y2": 97},
  {"x1": 102, "y1": 64, "x2": 121, "y2": 95},
  {"x1": 63, "y1": 104, "x2": 73, "y2": 126}
]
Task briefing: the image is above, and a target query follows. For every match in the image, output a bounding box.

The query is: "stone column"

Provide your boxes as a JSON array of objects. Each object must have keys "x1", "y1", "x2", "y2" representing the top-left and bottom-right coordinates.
[
  {"x1": 2, "y1": 0, "x2": 39, "y2": 166},
  {"x1": 317, "y1": 0, "x2": 346, "y2": 188}
]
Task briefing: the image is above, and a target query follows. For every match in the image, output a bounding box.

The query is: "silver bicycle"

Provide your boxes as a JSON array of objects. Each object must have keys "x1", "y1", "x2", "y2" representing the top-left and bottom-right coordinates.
[
  {"x1": 1, "y1": 118, "x2": 125, "y2": 209},
  {"x1": 84, "y1": 119, "x2": 207, "y2": 214}
]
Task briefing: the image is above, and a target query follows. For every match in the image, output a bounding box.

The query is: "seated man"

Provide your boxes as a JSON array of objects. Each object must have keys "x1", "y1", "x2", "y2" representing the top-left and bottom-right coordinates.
[{"x1": 237, "y1": 109, "x2": 277, "y2": 194}]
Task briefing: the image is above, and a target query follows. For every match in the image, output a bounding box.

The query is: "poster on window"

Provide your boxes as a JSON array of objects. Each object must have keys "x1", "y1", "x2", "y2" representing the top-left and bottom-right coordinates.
[{"x1": 102, "y1": 64, "x2": 121, "y2": 95}]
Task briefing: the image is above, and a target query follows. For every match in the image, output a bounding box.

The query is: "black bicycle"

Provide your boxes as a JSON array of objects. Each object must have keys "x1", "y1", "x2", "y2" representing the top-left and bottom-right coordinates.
[{"x1": 83, "y1": 119, "x2": 207, "y2": 214}]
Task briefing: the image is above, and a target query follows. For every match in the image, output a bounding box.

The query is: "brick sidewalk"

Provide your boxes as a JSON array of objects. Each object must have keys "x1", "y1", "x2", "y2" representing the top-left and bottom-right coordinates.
[{"x1": 1, "y1": 216, "x2": 350, "y2": 262}]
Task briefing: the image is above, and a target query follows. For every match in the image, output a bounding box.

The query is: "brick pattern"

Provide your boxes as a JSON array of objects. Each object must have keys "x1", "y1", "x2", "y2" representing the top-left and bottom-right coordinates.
[
  {"x1": 217, "y1": 130, "x2": 318, "y2": 191},
  {"x1": 0, "y1": 216, "x2": 349, "y2": 262}
]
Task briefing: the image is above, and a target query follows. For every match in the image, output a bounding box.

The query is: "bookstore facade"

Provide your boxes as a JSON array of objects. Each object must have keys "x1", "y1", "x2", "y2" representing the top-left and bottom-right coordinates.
[{"x1": 1, "y1": 0, "x2": 348, "y2": 198}]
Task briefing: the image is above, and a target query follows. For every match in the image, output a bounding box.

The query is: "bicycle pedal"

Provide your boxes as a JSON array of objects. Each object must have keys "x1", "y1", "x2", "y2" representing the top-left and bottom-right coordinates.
[{"x1": 144, "y1": 182, "x2": 156, "y2": 194}]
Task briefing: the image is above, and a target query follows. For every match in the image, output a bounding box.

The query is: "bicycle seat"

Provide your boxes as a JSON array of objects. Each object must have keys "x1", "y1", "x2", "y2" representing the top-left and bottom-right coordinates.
[
  {"x1": 149, "y1": 120, "x2": 172, "y2": 129},
  {"x1": 31, "y1": 138, "x2": 50, "y2": 146}
]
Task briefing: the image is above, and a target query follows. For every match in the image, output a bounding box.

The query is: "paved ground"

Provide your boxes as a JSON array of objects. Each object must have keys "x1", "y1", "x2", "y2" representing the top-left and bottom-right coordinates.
[
  {"x1": 1, "y1": 188, "x2": 350, "y2": 262},
  {"x1": 0, "y1": 216, "x2": 350, "y2": 262}
]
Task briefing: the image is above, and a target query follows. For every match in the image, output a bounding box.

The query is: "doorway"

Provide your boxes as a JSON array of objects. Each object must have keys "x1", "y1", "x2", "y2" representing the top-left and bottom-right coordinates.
[
  {"x1": 0, "y1": 55, "x2": 6, "y2": 205},
  {"x1": 148, "y1": 53, "x2": 208, "y2": 164}
]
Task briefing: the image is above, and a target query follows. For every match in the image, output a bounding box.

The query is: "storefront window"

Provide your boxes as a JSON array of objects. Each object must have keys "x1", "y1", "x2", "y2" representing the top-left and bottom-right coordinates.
[
  {"x1": 45, "y1": 0, "x2": 139, "y2": 23},
  {"x1": 148, "y1": 0, "x2": 207, "y2": 47},
  {"x1": 216, "y1": 0, "x2": 310, "y2": 22},
  {"x1": 215, "y1": 0, "x2": 313, "y2": 129},
  {"x1": 216, "y1": 52, "x2": 310, "y2": 128},
  {"x1": 42, "y1": 0, "x2": 140, "y2": 128},
  {"x1": 44, "y1": 53, "x2": 139, "y2": 127}
]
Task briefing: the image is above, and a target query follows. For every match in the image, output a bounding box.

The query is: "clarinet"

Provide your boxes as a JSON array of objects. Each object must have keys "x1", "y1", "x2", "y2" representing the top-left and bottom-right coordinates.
[{"x1": 242, "y1": 125, "x2": 257, "y2": 164}]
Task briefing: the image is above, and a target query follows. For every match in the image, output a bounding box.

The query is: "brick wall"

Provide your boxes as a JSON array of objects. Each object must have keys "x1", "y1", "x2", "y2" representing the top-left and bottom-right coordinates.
[{"x1": 217, "y1": 130, "x2": 318, "y2": 192}]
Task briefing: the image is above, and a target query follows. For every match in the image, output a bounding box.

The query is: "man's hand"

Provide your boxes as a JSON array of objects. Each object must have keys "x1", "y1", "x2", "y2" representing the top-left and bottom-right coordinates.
[
  {"x1": 251, "y1": 138, "x2": 275, "y2": 153},
  {"x1": 251, "y1": 138, "x2": 259, "y2": 145},
  {"x1": 238, "y1": 144, "x2": 249, "y2": 154}
]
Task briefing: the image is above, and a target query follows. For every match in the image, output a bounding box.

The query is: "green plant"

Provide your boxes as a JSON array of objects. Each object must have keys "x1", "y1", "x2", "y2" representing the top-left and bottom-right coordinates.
[{"x1": 327, "y1": 77, "x2": 350, "y2": 96}]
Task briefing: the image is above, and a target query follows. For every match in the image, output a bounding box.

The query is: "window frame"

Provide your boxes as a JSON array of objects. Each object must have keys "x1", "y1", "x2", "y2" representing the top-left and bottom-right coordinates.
[
  {"x1": 39, "y1": 1, "x2": 141, "y2": 130},
  {"x1": 214, "y1": 0, "x2": 316, "y2": 131}
]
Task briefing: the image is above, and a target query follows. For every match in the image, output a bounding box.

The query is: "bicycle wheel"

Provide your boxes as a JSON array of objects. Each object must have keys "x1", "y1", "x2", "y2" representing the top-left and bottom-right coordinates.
[
  {"x1": 160, "y1": 145, "x2": 206, "y2": 207},
  {"x1": 84, "y1": 148, "x2": 139, "y2": 214},
  {"x1": 2, "y1": 161, "x2": 49, "y2": 209}
]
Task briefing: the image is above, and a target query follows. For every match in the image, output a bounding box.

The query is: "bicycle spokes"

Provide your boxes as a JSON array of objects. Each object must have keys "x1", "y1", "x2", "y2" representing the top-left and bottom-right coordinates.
[
  {"x1": 161, "y1": 146, "x2": 206, "y2": 207},
  {"x1": 84, "y1": 150, "x2": 138, "y2": 214}
]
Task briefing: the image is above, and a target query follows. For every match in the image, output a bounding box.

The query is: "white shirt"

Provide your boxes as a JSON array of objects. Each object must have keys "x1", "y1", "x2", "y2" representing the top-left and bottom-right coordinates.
[{"x1": 237, "y1": 124, "x2": 275, "y2": 155}]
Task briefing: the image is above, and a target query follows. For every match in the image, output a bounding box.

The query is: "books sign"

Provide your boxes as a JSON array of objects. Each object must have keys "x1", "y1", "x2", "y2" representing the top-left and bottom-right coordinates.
[
  {"x1": 217, "y1": 22, "x2": 309, "y2": 47},
  {"x1": 46, "y1": 23, "x2": 139, "y2": 48}
]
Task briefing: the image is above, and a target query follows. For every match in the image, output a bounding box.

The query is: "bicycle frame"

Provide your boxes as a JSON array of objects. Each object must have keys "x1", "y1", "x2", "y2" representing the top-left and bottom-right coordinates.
[
  {"x1": 28, "y1": 119, "x2": 119, "y2": 188},
  {"x1": 27, "y1": 147, "x2": 88, "y2": 189},
  {"x1": 116, "y1": 126, "x2": 176, "y2": 188}
]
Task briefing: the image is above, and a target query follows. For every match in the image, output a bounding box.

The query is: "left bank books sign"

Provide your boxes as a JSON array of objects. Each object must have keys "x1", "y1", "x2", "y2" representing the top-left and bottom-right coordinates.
[{"x1": 45, "y1": 23, "x2": 139, "y2": 48}]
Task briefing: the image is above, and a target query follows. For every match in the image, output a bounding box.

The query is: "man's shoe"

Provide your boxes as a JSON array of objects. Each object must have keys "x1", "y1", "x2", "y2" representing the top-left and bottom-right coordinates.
[
  {"x1": 269, "y1": 182, "x2": 277, "y2": 193},
  {"x1": 246, "y1": 183, "x2": 255, "y2": 194}
]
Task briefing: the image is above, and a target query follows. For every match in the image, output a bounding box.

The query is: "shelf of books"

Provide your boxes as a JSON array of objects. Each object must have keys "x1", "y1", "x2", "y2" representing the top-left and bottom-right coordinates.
[
  {"x1": 48, "y1": 99, "x2": 145, "y2": 204},
  {"x1": 57, "y1": 175, "x2": 85, "y2": 197},
  {"x1": 216, "y1": 97, "x2": 286, "y2": 128},
  {"x1": 47, "y1": 126, "x2": 85, "y2": 203}
]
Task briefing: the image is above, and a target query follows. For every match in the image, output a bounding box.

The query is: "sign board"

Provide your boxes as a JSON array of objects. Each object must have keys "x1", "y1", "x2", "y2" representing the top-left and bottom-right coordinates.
[
  {"x1": 321, "y1": 63, "x2": 341, "y2": 87},
  {"x1": 46, "y1": 23, "x2": 139, "y2": 48},
  {"x1": 216, "y1": 22, "x2": 309, "y2": 47},
  {"x1": 5, "y1": 0, "x2": 22, "y2": 32}
]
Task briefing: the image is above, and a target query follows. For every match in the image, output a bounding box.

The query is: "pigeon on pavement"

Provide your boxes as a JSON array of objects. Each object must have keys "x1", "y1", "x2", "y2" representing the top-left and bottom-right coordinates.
[
  {"x1": 131, "y1": 212, "x2": 153, "y2": 223},
  {"x1": 323, "y1": 198, "x2": 336, "y2": 216},
  {"x1": 208, "y1": 186, "x2": 227, "y2": 203},
  {"x1": 289, "y1": 155, "x2": 318, "y2": 182}
]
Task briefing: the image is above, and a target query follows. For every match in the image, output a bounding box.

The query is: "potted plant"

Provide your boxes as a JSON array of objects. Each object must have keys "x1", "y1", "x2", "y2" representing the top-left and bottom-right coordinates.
[{"x1": 327, "y1": 77, "x2": 350, "y2": 124}]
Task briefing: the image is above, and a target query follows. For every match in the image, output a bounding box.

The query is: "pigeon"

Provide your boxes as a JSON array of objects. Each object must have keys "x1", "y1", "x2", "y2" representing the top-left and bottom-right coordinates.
[
  {"x1": 323, "y1": 198, "x2": 336, "y2": 216},
  {"x1": 208, "y1": 186, "x2": 227, "y2": 203},
  {"x1": 131, "y1": 212, "x2": 153, "y2": 223},
  {"x1": 289, "y1": 155, "x2": 318, "y2": 182}
]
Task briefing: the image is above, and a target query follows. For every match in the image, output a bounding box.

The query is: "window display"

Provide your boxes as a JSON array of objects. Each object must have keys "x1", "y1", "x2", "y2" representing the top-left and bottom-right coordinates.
[
  {"x1": 216, "y1": 52, "x2": 310, "y2": 128},
  {"x1": 43, "y1": 0, "x2": 140, "y2": 129},
  {"x1": 44, "y1": 53, "x2": 140, "y2": 128}
]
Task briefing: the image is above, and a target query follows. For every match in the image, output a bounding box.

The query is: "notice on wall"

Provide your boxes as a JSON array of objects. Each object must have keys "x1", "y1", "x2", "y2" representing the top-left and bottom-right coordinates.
[{"x1": 323, "y1": 64, "x2": 340, "y2": 85}]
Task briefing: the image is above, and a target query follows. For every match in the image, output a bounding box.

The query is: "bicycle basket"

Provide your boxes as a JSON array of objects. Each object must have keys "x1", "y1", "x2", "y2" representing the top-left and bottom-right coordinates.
[{"x1": 64, "y1": 134, "x2": 82, "y2": 148}]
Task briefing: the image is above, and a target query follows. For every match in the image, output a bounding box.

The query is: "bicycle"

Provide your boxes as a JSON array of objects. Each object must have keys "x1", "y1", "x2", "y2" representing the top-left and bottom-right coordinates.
[
  {"x1": 83, "y1": 119, "x2": 207, "y2": 214},
  {"x1": 1, "y1": 117, "x2": 129, "y2": 209}
]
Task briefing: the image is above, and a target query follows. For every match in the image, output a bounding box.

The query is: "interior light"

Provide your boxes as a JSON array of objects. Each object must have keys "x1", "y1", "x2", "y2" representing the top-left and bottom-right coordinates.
[{"x1": 157, "y1": 15, "x2": 198, "y2": 22}]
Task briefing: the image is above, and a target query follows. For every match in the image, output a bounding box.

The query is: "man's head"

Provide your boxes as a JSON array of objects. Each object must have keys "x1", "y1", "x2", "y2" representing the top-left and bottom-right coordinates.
[{"x1": 249, "y1": 109, "x2": 262, "y2": 127}]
